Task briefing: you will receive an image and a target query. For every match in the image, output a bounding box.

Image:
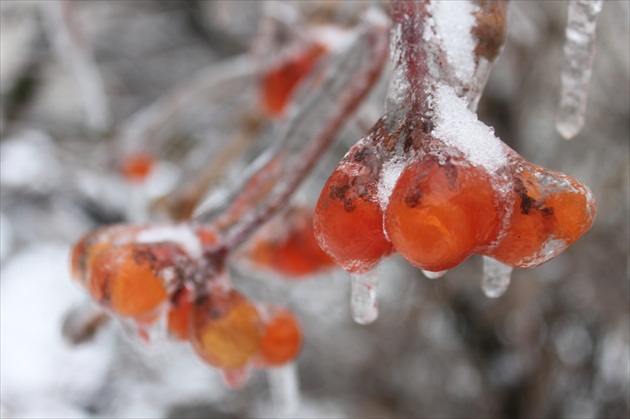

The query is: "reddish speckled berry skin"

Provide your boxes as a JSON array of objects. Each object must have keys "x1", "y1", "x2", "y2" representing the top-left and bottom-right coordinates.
[{"x1": 314, "y1": 165, "x2": 392, "y2": 273}]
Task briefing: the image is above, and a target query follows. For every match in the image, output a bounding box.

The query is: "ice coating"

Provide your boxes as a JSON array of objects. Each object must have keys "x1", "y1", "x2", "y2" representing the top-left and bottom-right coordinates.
[
  {"x1": 516, "y1": 238, "x2": 567, "y2": 269},
  {"x1": 136, "y1": 224, "x2": 203, "y2": 259},
  {"x1": 267, "y1": 363, "x2": 300, "y2": 415},
  {"x1": 556, "y1": 0, "x2": 603, "y2": 139},
  {"x1": 350, "y1": 269, "x2": 379, "y2": 325},
  {"x1": 431, "y1": 83, "x2": 507, "y2": 173},
  {"x1": 481, "y1": 256, "x2": 513, "y2": 298},
  {"x1": 433, "y1": 0, "x2": 478, "y2": 84}
]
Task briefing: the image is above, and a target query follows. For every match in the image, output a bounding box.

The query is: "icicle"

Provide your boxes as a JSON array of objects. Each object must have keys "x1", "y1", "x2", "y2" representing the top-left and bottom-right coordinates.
[
  {"x1": 267, "y1": 363, "x2": 300, "y2": 416},
  {"x1": 556, "y1": 0, "x2": 603, "y2": 140},
  {"x1": 350, "y1": 268, "x2": 379, "y2": 325},
  {"x1": 481, "y1": 256, "x2": 513, "y2": 298},
  {"x1": 422, "y1": 269, "x2": 447, "y2": 280}
]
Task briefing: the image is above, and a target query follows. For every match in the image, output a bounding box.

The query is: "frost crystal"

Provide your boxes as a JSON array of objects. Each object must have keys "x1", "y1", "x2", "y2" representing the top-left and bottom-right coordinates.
[
  {"x1": 481, "y1": 256, "x2": 513, "y2": 298},
  {"x1": 350, "y1": 268, "x2": 379, "y2": 325},
  {"x1": 556, "y1": 0, "x2": 603, "y2": 140}
]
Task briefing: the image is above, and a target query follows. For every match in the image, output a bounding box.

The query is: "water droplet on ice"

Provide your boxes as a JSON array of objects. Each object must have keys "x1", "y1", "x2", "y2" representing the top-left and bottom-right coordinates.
[{"x1": 422, "y1": 269, "x2": 447, "y2": 280}]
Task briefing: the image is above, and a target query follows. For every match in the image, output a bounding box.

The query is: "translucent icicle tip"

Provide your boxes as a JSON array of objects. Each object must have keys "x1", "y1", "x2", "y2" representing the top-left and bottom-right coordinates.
[
  {"x1": 350, "y1": 269, "x2": 379, "y2": 325},
  {"x1": 481, "y1": 256, "x2": 513, "y2": 298},
  {"x1": 267, "y1": 362, "x2": 300, "y2": 416}
]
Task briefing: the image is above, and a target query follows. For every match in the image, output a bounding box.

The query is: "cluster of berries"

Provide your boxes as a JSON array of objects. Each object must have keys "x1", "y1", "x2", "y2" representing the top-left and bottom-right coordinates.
[
  {"x1": 70, "y1": 221, "x2": 306, "y2": 386},
  {"x1": 315, "y1": 128, "x2": 596, "y2": 275}
]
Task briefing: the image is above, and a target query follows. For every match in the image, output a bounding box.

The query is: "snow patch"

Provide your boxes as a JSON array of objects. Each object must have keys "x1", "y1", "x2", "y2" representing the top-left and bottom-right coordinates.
[
  {"x1": 433, "y1": 0, "x2": 478, "y2": 84},
  {"x1": 431, "y1": 83, "x2": 507, "y2": 173},
  {"x1": 137, "y1": 224, "x2": 202, "y2": 259}
]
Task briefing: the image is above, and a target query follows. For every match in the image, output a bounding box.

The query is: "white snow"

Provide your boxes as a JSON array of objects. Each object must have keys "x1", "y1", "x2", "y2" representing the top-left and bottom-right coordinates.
[
  {"x1": 433, "y1": 0, "x2": 478, "y2": 84},
  {"x1": 0, "y1": 130, "x2": 61, "y2": 190},
  {"x1": 136, "y1": 224, "x2": 203, "y2": 259},
  {"x1": 431, "y1": 83, "x2": 507, "y2": 173},
  {"x1": 0, "y1": 243, "x2": 115, "y2": 415}
]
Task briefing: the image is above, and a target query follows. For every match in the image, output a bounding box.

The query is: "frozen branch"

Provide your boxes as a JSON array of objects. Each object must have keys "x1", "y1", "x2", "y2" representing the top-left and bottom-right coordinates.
[{"x1": 196, "y1": 10, "x2": 389, "y2": 253}]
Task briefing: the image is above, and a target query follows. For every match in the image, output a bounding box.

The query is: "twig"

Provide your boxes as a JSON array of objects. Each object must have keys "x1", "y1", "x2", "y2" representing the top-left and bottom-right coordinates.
[{"x1": 196, "y1": 10, "x2": 389, "y2": 253}]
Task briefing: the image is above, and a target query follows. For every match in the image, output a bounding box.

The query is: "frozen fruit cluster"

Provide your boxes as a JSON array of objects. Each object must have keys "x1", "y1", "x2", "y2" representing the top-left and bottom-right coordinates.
[
  {"x1": 314, "y1": 1, "x2": 596, "y2": 277},
  {"x1": 70, "y1": 223, "x2": 302, "y2": 383},
  {"x1": 314, "y1": 104, "x2": 596, "y2": 275}
]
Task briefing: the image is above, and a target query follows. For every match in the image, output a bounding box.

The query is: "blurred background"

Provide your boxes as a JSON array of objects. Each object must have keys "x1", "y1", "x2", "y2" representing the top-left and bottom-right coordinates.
[{"x1": 1, "y1": 1, "x2": 628, "y2": 418}]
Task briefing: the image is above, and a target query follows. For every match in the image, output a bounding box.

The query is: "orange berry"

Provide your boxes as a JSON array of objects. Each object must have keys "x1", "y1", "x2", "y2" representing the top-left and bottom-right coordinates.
[
  {"x1": 315, "y1": 166, "x2": 392, "y2": 273},
  {"x1": 120, "y1": 153, "x2": 154, "y2": 182},
  {"x1": 190, "y1": 290, "x2": 262, "y2": 370},
  {"x1": 385, "y1": 158, "x2": 499, "y2": 271},
  {"x1": 88, "y1": 244, "x2": 168, "y2": 318},
  {"x1": 486, "y1": 162, "x2": 596, "y2": 268},
  {"x1": 258, "y1": 309, "x2": 302, "y2": 367},
  {"x1": 261, "y1": 43, "x2": 327, "y2": 118},
  {"x1": 245, "y1": 207, "x2": 335, "y2": 277}
]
